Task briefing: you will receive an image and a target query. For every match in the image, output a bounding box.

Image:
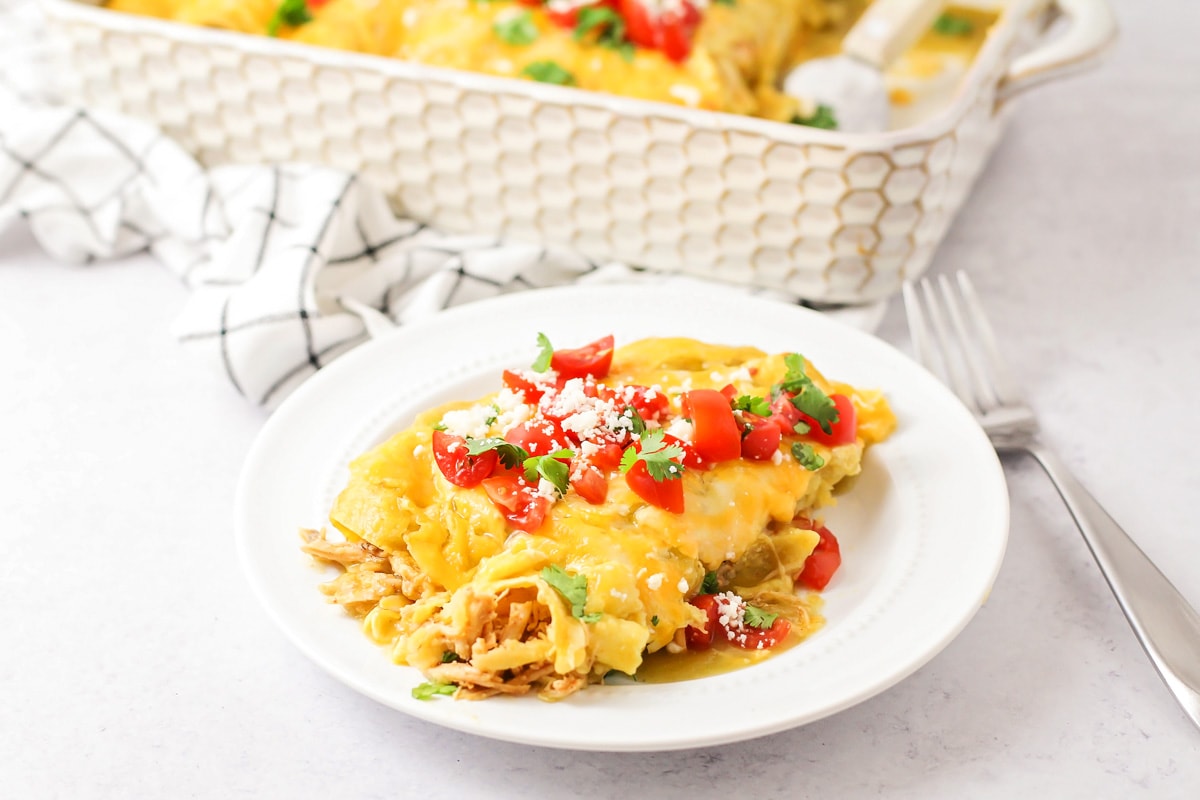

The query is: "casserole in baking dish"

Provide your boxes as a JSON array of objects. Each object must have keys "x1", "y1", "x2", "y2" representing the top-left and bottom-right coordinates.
[{"x1": 45, "y1": 0, "x2": 1116, "y2": 302}]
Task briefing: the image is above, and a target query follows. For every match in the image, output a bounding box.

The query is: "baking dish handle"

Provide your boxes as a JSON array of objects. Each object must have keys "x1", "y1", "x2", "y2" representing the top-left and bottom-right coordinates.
[{"x1": 996, "y1": 0, "x2": 1117, "y2": 102}]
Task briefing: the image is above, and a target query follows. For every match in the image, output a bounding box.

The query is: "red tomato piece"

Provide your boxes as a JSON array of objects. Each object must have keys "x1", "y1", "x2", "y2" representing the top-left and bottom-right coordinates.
[
  {"x1": 431, "y1": 431, "x2": 498, "y2": 488},
  {"x1": 685, "y1": 594, "x2": 720, "y2": 651},
  {"x1": 739, "y1": 413, "x2": 781, "y2": 461},
  {"x1": 551, "y1": 334, "x2": 614, "y2": 381},
  {"x1": 571, "y1": 462, "x2": 608, "y2": 505},
  {"x1": 585, "y1": 440, "x2": 625, "y2": 472},
  {"x1": 768, "y1": 392, "x2": 803, "y2": 436},
  {"x1": 796, "y1": 393, "x2": 858, "y2": 447},
  {"x1": 624, "y1": 459, "x2": 684, "y2": 513},
  {"x1": 505, "y1": 420, "x2": 570, "y2": 457},
  {"x1": 618, "y1": 0, "x2": 657, "y2": 48},
  {"x1": 718, "y1": 383, "x2": 738, "y2": 402},
  {"x1": 658, "y1": 7, "x2": 699, "y2": 63},
  {"x1": 664, "y1": 433, "x2": 710, "y2": 472},
  {"x1": 796, "y1": 525, "x2": 841, "y2": 590},
  {"x1": 682, "y1": 389, "x2": 742, "y2": 463},
  {"x1": 730, "y1": 617, "x2": 792, "y2": 650},
  {"x1": 482, "y1": 475, "x2": 550, "y2": 532},
  {"x1": 502, "y1": 369, "x2": 545, "y2": 402}
]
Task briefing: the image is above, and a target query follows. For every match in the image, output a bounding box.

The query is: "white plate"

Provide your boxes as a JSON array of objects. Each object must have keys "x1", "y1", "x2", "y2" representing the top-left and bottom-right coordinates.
[{"x1": 235, "y1": 284, "x2": 1009, "y2": 751}]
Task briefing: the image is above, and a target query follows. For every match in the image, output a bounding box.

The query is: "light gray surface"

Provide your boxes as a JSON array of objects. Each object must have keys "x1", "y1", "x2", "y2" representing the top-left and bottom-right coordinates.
[{"x1": 2, "y1": 1, "x2": 1199, "y2": 796}]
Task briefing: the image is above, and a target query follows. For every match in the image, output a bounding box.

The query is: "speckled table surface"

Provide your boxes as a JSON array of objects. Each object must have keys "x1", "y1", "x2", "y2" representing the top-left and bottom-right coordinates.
[{"x1": 2, "y1": 1, "x2": 1198, "y2": 797}]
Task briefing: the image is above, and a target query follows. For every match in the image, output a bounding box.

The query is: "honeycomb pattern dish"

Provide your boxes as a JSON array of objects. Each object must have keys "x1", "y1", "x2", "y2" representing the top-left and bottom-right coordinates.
[{"x1": 43, "y1": 0, "x2": 1078, "y2": 303}]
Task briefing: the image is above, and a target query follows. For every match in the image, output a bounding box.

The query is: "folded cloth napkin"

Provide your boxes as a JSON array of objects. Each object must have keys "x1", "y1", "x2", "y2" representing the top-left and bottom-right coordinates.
[{"x1": 0, "y1": 0, "x2": 881, "y2": 408}]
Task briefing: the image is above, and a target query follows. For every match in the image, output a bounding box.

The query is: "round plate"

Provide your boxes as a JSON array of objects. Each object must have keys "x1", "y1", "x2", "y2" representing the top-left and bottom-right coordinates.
[{"x1": 235, "y1": 284, "x2": 1009, "y2": 751}]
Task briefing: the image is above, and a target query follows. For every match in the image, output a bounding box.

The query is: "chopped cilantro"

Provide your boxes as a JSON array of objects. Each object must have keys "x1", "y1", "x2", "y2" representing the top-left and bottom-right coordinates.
[
  {"x1": 574, "y1": 6, "x2": 635, "y2": 61},
  {"x1": 523, "y1": 449, "x2": 575, "y2": 496},
  {"x1": 792, "y1": 420, "x2": 811, "y2": 435},
  {"x1": 484, "y1": 404, "x2": 500, "y2": 426},
  {"x1": 493, "y1": 11, "x2": 539, "y2": 46},
  {"x1": 792, "y1": 104, "x2": 838, "y2": 131},
  {"x1": 618, "y1": 429, "x2": 685, "y2": 482},
  {"x1": 541, "y1": 565, "x2": 600, "y2": 622},
  {"x1": 266, "y1": 0, "x2": 312, "y2": 37},
  {"x1": 776, "y1": 353, "x2": 839, "y2": 434},
  {"x1": 792, "y1": 441, "x2": 825, "y2": 471},
  {"x1": 532, "y1": 332, "x2": 554, "y2": 372},
  {"x1": 933, "y1": 12, "x2": 974, "y2": 36},
  {"x1": 743, "y1": 604, "x2": 778, "y2": 629},
  {"x1": 791, "y1": 389, "x2": 839, "y2": 435},
  {"x1": 465, "y1": 436, "x2": 530, "y2": 469},
  {"x1": 432, "y1": 421, "x2": 447, "y2": 431},
  {"x1": 440, "y1": 651, "x2": 463, "y2": 664},
  {"x1": 732, "y1": 395, "x2": 771, "y2": 417},
  {"x1": 411, "y1": 681, "x2": 456, "y2": 700},
  {"x1": 714, "y1": 0, "x2": 735, "y2": 5},
  {"x1": 651, "y1": 615, "x2": 659, "y2": 626},
  {"x1": 522, "y1": 60, "x2": 576, "y2": 86},
  {"x1": 700, "y1": 571, "x2": 719, "y2": 595}
]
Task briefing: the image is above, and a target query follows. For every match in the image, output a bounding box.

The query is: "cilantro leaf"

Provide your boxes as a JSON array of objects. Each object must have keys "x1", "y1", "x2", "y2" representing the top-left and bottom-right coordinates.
[
  {"x1": 440, "y1": 651, "x2": 463, "y2": 664},
  {"x1": 651, "y1": 615, "x2": 659, "y2": 626},
  {"x1": 532, "y1": 332, "x2": 554, "y2": 372},
  {"x1": 540, "y1": 565, "x2": 599, "y2": 622},
  {"x1": 267, "y1": 0, "x2": 312, "y2": 37},
  {"x1": 523, "y1": 449, "x2": 574, "y2": 496},
  {"x1": 732, "y1": 395, "x2": 771, "y2": 417},
  {"x1": 700, "y1": 571, "x2": 719, "y2": 595},
  {"x1": 791, "y1": 388, "x2": 839, "y2": 435},
  {"x1": 792, "y1": 441, "x2": 825, "y2": 471},
  {"x1": 432, "y1": 421, "x2": 447, "y2": 432},
  {"x1": 714, "y1": 0, "x2": 735, "y2": 5},
  {"x1": 792, "y1": 104, "x2": 838, "y2": 131},
  {"x1": 619, "y1": 429, "x2": 685, "y2": 482},
  {"x1": 743, "y1": 604, "x2": 778, "y2": 629},
  {"x1": 522, "y1": 60, "x2": 576, "y2": 86},
  {"x1": 574, "y1": 6, "x2": 635, "y2": 61},
  {"x1": 411, "y1": 681, "x2": 456, "y2": 700},
  {"x1": 493, "y1": 11, "x2": 539, "y2": 46},
  {"x1": 580, "y1": 611, "x2": 603, "y2": 623},
  {"x1": 465, "y1": 436, "x2": 530, "y2": 469},
  {"x1": 933, "y1": 12, "x2": 974, "y2": 36},
  {"x1": 779, "y1": 353, "x2": 811, "y2": 394}
]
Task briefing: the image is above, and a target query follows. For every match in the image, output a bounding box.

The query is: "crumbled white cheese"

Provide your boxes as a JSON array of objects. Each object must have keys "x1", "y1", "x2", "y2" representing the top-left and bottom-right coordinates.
[
  {"x1": 727, "y1": 366, "x2": 753, "y2": 383},
  {"x1": 663, "y1": 418, "x2": 694, "y2": 443},
  {"x1": 646, "y1": 573, "x2": 665, "y2": 591},
  {"x1": 771, "y1": 449, "x2": 783, "y2": 465},
  {"x1": 412, "y1": 444, "x2": 425, "y2": 457},
  {"x1": 536, "y1": 478, "x2": 559, "y2": 499},
  {"x1": 676, "y1": 577, "x2": 689, "y2": 593},
  {"x1": 439, "y1": 404, "x2": 493, "y2": 439}
]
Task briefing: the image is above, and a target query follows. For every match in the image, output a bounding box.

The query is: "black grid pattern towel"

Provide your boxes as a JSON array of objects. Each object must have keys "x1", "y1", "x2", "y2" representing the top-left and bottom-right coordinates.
[{"x1": 0, "y1": 0, "x2": 880, "y2": 408}]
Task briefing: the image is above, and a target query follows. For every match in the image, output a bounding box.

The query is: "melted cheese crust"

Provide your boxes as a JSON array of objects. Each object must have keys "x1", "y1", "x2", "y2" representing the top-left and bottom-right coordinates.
[{"x1": 303, "y1": 337, "x2": 894, "y2": 699}]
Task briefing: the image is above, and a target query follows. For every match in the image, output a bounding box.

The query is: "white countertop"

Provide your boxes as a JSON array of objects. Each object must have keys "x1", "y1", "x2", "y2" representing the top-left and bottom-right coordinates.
[{"x1": 3, "y1": 1, "x2": 1198, "y2": 796}]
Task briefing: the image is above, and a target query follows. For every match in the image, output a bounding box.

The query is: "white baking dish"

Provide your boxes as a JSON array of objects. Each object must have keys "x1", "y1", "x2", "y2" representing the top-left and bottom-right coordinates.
[{"x1": 41, "y1": 0, "x2": 1115, "y2": 303}]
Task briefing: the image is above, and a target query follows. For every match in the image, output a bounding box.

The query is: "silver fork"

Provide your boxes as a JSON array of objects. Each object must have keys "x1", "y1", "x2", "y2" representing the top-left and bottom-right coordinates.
[{"x1": 904, "y1": 271, "x2": 1200, "y2": 732}]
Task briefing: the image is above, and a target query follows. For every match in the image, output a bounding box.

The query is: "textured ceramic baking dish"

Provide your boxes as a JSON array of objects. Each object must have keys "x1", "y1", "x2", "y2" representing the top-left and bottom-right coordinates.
[{"x1": 42, "y1": 0, "x2": 1115, "y2": 303}]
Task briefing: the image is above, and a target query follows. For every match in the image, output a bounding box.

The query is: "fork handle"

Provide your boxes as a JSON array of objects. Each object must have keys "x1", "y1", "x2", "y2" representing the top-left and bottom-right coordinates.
[{"x1": 1026, "y1": 443, "x2": 1200, "y2": 730}]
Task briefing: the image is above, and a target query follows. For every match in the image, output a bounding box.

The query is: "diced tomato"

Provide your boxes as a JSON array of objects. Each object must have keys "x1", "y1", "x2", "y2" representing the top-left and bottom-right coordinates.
[
  {"x1": 739, "y1": 413, "x2": 781, "y2": 461},
  {"x1": 768, "y1": 392, "x2": 804, "y2": 436},
  {"x1": 718, "y1": 383, "x2": 738, "y2": 402},
  {"x1": 664, "y1": 433, "x2": 709, "y2": 472},
  {"x1": 585, "y1": 440, "x2": 625, "y2": 472},
  {"x1": 571, "y1": 462, "x2": 608, "y2": 505},
  {"x1": 504, "y1": 420, "x2": 570, "y2": 457},
  {"x1": 482, "y1": 474, "x2": 551, "y2": 532},
  {"x1": 502, "y1": 369, "x2": 545, "y2": 402},
  {"x1": 617, "y1": 0, "x2": 700, "y2": 62},
  {"x1": 431, "y1": 431, "x2": 497, "y2": 488},
  {"x1": 796, "y1": 525, "x2": 841, "y2": 590},
  {"x1": 551, "y1": 334, "x2": 614, "y2": 381},
  {"x1": 730, "y1": 617, "x2": 792, "y2": 650},
  {"x1": 685, "y1": 594, "x2": 720, "y2": 651},
  {"x1": 624, "y1": 459, "x2": 684, "y2": 513},
  {"x1": 623, "y1": 384, "x2": 672, "y2": 421},
  {"x1": 682, "y1": 389, "x2": 742, "y2": 463},
  {"x1": 796, "y1": 393, "x2": 858, "y2": 447}
]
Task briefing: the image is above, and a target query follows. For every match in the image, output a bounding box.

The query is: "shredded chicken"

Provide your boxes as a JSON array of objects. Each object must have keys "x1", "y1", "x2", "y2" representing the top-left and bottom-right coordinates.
[{"x1": 299, "y1": 527, "x2": 385, "y2": 566}]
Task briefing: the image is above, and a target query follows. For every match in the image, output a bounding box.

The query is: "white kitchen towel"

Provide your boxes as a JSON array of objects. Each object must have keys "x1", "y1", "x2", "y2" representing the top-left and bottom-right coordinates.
[{"x1": 0, "y1": 0, "x2": 881, "y2": 408}]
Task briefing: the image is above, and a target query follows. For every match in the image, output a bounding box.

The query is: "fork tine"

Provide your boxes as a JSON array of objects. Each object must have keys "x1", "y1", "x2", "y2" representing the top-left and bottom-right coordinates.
[
  {"x1": 916, "y1": 277, "x2": 978, "y2": 411},
  {"x1": 901, "y1": 281, "x2": 933, "y2": 369},
  {"x1": 935, "y1": 274, "x2": 1001, "y2": 413},
  {"x1": 955, "y1": 272, "x2": 1024, "y2": 405}
]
